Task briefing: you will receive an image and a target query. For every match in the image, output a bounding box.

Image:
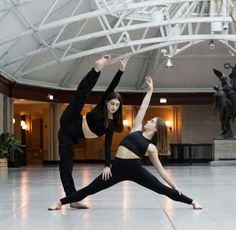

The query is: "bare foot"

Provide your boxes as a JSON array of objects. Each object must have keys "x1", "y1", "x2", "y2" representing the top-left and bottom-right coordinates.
[
  {"x1": 70, "y1": 202, "x2": 89, "y2": 209},
  {"x1": 192, "y1": 200, "x2": 203, "y2": 210},
  {"x1": 94, "y1": 54, "x2": 111, "y2": 72},
  {"x1": 48, "y1": 202, "x2": 62, "y2": 211}
]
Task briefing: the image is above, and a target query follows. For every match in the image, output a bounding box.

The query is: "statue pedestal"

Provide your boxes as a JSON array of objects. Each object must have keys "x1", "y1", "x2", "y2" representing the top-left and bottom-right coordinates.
[{"x1": 211, "y1": 139, "x2": 236, "y2": 166}]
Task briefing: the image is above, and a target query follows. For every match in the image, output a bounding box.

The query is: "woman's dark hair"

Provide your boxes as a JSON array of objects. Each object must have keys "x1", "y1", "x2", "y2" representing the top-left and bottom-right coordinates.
[
  {"x1": 103, "y1": 91, "x2": 123, "y2": 132},
  {"x1": 151, "y1": 117, "x2": 170, "y2": 155}
]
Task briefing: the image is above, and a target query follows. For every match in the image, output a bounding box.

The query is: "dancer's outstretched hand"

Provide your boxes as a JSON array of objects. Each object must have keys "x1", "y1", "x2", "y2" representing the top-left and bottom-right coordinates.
[
  {"x1": 119, "y1": 56, "x2": 130, "y2": 72},
  {"x1": 145, "y1": 75, "x2": 153, "y2": 92},
  {"x1": 173, "y1": 186, "x2": 182, "y2": 195},
  {"x1": 102, "y1": 166, "x2": 112, "y2": 181}
]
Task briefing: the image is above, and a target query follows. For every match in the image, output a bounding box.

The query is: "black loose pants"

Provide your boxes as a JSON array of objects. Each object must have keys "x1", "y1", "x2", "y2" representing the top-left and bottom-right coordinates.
[{"x1": 58, "y1": 68, "x2": 100, "y2": 196}]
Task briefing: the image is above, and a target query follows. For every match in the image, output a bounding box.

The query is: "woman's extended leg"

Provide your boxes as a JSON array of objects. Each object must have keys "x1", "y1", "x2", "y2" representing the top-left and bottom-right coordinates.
[
  {"x1": 48, "y1": 165, "x2": 123, "y2": 210},
  {"x1": 60, "y1": 55, "x2": 111, "y2": 126},
  {"x1": 60, "y1": 173, "x2": 122, "y2": 205},
  {"x1": 59, "y1": 68, "x2": 100, "y2": 126},
  {"x1": 131, "y1": 166, "x2": 194, "y2": 205}
]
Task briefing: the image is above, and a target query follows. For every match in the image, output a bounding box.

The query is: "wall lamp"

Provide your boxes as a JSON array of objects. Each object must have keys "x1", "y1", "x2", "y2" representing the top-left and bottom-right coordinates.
[
  {"x1": 165, "y1": 120, "x2": 172, "y2": 130},
  {"x1": 123, "y1": 119, "x2": 130, "y2": 130},
  {"x1": 21, "y1": 120, "x2": 27, "y2": 130}
]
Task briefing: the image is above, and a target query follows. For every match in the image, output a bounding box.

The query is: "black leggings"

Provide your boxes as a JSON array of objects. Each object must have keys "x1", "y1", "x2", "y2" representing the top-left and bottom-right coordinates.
[
  {"x1": 58, "y1": 68, "x2": 100, "y2": 196},
  {"x1": 60, "y1": 158, "x2": 193, "y2": 205}
]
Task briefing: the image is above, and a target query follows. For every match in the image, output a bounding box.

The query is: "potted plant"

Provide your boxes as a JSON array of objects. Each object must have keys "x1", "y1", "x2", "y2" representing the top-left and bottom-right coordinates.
[{"x1": 0, "y1": 132, "x2": 23, "y2": 169}]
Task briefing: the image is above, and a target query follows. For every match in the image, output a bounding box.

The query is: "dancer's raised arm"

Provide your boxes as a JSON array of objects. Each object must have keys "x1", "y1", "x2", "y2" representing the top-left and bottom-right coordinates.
[
  {"x1": 131, "y1": 76, "x2": 153, "y2": 132},
  {"x1": 100, "y1": 56, "x2": 129, "y2": 180}
]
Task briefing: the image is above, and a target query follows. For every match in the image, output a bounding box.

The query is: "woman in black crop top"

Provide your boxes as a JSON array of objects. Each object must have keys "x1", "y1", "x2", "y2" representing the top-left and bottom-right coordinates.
[
  {"x1": 58, "y1": 55, "x2": 129, "y2": 209},
  {"x1": 49, "y1": 76, "x2": 202, "y2": 211}
]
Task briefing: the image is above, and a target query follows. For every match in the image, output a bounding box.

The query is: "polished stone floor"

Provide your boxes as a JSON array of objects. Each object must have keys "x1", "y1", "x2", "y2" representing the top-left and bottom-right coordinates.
[{"x1": 0, "y1": 164, "x2": 235, "y2": 230}]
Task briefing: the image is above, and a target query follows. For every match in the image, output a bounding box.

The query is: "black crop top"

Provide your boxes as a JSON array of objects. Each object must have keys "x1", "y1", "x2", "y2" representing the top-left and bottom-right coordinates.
[
  {"x1": 86, "y1": 69, "x2": 123, "y2": 166},
  {"x1": 119, "y1": 131, "x2": 152, "y2": 158}
]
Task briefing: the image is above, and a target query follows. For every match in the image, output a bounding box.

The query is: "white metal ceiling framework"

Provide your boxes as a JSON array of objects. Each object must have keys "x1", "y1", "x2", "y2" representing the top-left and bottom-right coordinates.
[{"x1": 0, "y1": 0, "x2": 236, "y2": 88}]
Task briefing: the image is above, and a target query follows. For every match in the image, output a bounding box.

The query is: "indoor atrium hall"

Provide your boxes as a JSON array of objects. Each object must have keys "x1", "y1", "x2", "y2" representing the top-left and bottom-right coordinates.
[{"x1": 1, "y1": 0, "x2": 236, "y2": 229}]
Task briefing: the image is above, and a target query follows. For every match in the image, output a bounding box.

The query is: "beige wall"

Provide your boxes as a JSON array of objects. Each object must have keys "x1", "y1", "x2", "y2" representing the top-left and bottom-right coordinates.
[
  {"x1": 181, "y1": 105, "x2": 236, "y2": 143},
  {"x1": 12, "y1": 102, "x2": 236, "y2": 162}
]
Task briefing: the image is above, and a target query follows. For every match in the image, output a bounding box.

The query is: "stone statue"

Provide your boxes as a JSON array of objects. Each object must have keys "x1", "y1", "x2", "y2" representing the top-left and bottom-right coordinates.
[
  {"x1": 225, "y1": 63, "x2": 236, "y2": 91},
  {"x1": 213, "y1": 85, "x2": 233, "y2": 138},
  {"x1": 213, "y1": 64, "x2": 236, "y2": 139}
]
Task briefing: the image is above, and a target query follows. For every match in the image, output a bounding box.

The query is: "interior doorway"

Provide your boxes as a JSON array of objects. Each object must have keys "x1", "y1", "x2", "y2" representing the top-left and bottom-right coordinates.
[
  {"x1": 26, "y1": 118, "x2": 43, "y2": 165},
  {"x1": 14, "y1": 100, "x2": 49, "y2": 166}
]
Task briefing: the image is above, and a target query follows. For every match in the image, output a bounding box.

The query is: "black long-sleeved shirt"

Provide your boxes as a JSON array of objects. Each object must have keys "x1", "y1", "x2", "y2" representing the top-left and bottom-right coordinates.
[{"x1": 86, "y1": 69, "x2": 123, "y2": 166}]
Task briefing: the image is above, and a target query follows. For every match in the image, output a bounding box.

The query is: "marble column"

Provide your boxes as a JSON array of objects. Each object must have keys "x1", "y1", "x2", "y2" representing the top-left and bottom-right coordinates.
[
  {"x1": 0, "y1": 94, "x2": 3, "y2": 133},
  {"x1": 1, "y1": 95, "x2": 14, "y2": 134},
  {"x1": 47, "y1": 103, "x2": 62, "y2": 161}
]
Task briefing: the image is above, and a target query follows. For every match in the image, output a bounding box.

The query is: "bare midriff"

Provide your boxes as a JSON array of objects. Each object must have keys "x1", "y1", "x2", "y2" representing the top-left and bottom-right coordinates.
[
  {"x1": 115, "y1": 146, "x2": 139, "y2": 159},
  {"x1": 82, "y1": 115, "x2": 98, "y2": 138}
]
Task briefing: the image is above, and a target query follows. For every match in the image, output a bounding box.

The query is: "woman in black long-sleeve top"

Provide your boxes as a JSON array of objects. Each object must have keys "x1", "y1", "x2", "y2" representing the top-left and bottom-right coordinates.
[{"x1": 58, "y1": 55, "x2": 129, "y2": 208}]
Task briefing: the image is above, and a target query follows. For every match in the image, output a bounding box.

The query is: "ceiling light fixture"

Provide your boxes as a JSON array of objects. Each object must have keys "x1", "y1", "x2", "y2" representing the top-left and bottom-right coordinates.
[
  {"x1": 209, "y1": 40, "x2": 215, "y2": 49},
  {"x1": 161, "y1": 49, "x2": 173, "y2": 68},
  {"x1": 165, "y1": 57, "x2": 173, "y2": 68}
]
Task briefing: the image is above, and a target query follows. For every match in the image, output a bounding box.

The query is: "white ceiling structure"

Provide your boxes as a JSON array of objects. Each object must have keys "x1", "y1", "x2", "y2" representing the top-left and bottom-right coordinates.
[{"x1": 0, "y1": 0, "x2": 236, "y2": 93}]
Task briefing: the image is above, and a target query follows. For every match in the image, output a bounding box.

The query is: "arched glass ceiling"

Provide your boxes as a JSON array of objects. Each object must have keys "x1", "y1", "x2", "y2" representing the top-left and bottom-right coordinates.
[{"x1": 0, "y1": 0, "x2": 235, "y2": 89}]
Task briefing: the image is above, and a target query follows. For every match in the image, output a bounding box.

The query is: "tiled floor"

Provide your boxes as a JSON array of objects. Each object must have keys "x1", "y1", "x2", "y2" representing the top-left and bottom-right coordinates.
[{"x1": 0, "y1": 164, "x2": 236, "y2": 230}]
